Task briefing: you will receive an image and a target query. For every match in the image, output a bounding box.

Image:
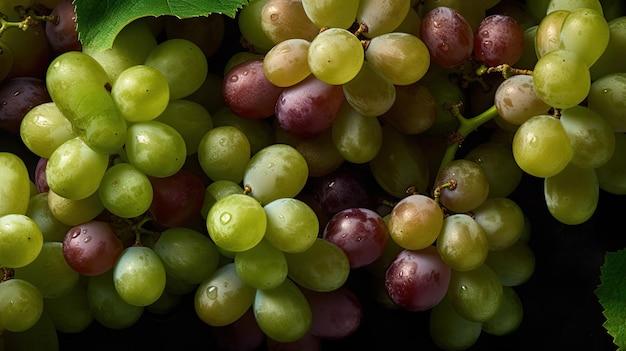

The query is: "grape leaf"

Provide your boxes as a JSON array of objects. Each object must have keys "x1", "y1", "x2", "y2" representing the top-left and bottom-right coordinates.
[
  {"x1": 596, "y1": 249, "x2": 626, "y2": 350},
  {"x1": 73, "y1": 0, "x2": 249, "y2": 51}
]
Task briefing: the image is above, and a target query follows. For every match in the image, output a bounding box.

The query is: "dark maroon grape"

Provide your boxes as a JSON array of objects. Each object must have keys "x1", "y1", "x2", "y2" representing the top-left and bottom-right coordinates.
[
  {"x1": 149, "y1": 169, "x2": 206, "y2": 228},
  {"x1": 420, "y1": 7, "x2": 474, "y2": 68},
  {"x1": 223, "y1": 59, "x2": 284, "y2": 119},
  {"x1": 34, "y1": 157, "x2": 49, "y2": 193},
  {"x1": 311, "y1": 166, "x2": 373, "y2": 217},
  {"x1": 45, "y1": 0, "x2": 82, "y2": 54},
  {"x1": 473, "y1": 14, "x2": 525, "y2": 67},
  {"x1": 299, "y1": 285, "x2": 362, "y2": 340},
  {"x1": 0, "y1": 77, "x2": 51, "y2": 134},
  {"x1": 212, "y1": 308, "x2": 266, "y2": 351},
  {"x1": 62, "y1": 220, "x2": 124, "y2": 276}
]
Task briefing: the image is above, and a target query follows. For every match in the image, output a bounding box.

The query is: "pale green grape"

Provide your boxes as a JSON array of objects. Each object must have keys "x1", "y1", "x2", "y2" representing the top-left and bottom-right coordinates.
[
  {"x1": 437, "y1": 214, "x2": 489, "y2": 272},
  {"x1": 212, "y1": 106, "x2": 273, "y2": 155},
  {"x1": 0, "y1": 279, "x2": 43, "y2": 332},
  {"x1": 485, "y1": 240, "x2": 536, "y2": 287},
  {"x1": 26, "y1": 192, "x2": 71, "y2": 242},
  {"x1": 342, "y1": 61, "x2": 396, "y2": 117},
  {"x1": 155, "y1": 99, "x2": 214, "y2": 156},
  {"x1": 587, "y1": 72, "x2": 626, "y2": 132},
  {"x1": 144, "y1": 38, "x2": 208, "y2": 100},
  {"x1": 331, "y1": 102, "x2": 383, "y2": 164},
  {"x1": 546, "y1": 0, "x2": 603, "y2": 15},
  {"x1": 534, "y1": 10, "x2": 569, "y2": 59},
  {"x1": 19, "y1": 102, "x2": 75, "y2": 159},
  {"x1": 153, "y1": 227, "x2": 220, "y2": 285},
  {"x1": 493, "y1": 74, "x2": 551, "y2": 127},
  {"x1": 307, "y1": 27, "x2": 364, "y2": 85},
  {"x1": 0, "y1": 214, "x2": 43, "y2": 268},
  {"x1": 111, "y1": 64, "x2": 170, "y2": 122},
  {"x1": 243, "y1": 144, "x2": 309, "y2": 205},
  {"x1": 532, "y1": 49, "x2": 590, "y2": 109},
  {"x1": 98, "y1": 162, "x2": 153, "y2": 219},
  {"x1": 201, "y1": 180, "x2": 244, "y2": 219},
  {"x1": 263, "y1": 38, "x2": 311, "y2": 88},
  {"x1": 472, "y1": 198, "x2": 525, "y2": 251},
  {"x1": 13, "y1": 242, "x2": 79, "y2": 298},
  {"x1": 87, "y1": 270, "x2": 144, "y2": 329},
  {"x1": 43, "y1": 283, "x2": 93, "y2": 333},
  {"x1": 393, "y1": 6, "x2": 421, "y2": 37},
  {"x1": 47, "y1": 189, "x2": 104, "y2": 227},
  {"x1": 365, "y1": 32, "x2": 430, "y2": 86},
  {"x1": 558, "y1": 7, "x2": 609, "y2": 67},
  {"x1": 206, "y1": 193, "x2": 267, "y2": 252},
  {"x1": 357, "y1": 0, "x2": 411, "y2": 38},
  {"x1": 45, "y1": 51, "x2": 109, "y2": 102},
  {"x1": 447, "y1": 264, "x2": 504, "y2": 322},
  {"x1": 544, "y1": 163, "x2": 599, "y2": 225},
  {"x1": 512, "y1": 114, "x2": 573, "y2": 178},
  {"x1": 559, "y1": 105, "x2": 615, "y2": 169},
  {"x1": 113, "y1": 246, "x2": 167, "y2": 307},
  {"x1": 0, "y1": 152, "x2": 31, "y2": 216},
  {"x1": 198, "y1": 126, "x2": 251, "y2": 183},
  {"x1": 464, "y1": 142, "x2": 523, "y2": 198},
  {"x1": 263, "y1": 197, "x2": 319, "y2": 253},
  {"x1": 235, "y1": 239, "x2": 288, "y2": 289},
  {"x1": 590, "y1": 17, "x2": 626, "y2": 80},
  {"x1": 284, "y1": 238, "x2": 350, "y2": 292},
  {"x1": 429, "y1": 294, "x2": 482, "y2": 351},
  {"x1": 238, "y1": 0, "x2": 275, "y2": 53},
  {"x1": 482, "y1": 286, "x2": 524, "y2": 336},
  {"x1": 387, "y1": 194, "x2": 444, "y2": 250},
  {"x1": 596, "y1": 132, "x2": 626, "y2": 194},
  {"x1": 260, "y1": 0, "x2": 319, "y2": 44},
  {"x1": 253, "y1": 278, "x2": 312, "y2": 343},
  {"x1": 194, "y1": 263, "x2": 256, "y2": 326},
  {"x1": 46, "y1": 137, "x2": 108, "y2": 200},
  {"x1": 301, "y1": 0, "x2": 359, "y2": 29},
  {"x1": 125, "y1": 120, "x2": 187, "y2": 178}
]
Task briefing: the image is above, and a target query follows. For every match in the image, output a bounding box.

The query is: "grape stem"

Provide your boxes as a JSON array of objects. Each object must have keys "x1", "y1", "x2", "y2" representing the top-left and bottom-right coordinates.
[
  {"x1": 0, "y1": 266, "x2": 14, "y2": 282},
  {"x1": 0, "y1": 7, "x2": 57, "y2": 37}
]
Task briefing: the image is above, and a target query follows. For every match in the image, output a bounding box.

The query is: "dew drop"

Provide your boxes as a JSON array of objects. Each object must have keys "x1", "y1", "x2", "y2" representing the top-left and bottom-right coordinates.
[
  {"x1": 439, "y1": 42, "x2": 449, "y2": 52},
  {"x1": 229, "y1": 75, "x2": 238, "y2": 82},
  {"x1": 220, "y1": 212, "x2": 232, "y2": 224},
  {"x1": 83, "y1": 236, "x2": 92, "y2": 243},
  {"x1": 206, "y1": 285, "x2": 218, "y2": 299},
  {"x1": 70, "y1": 228, "x2": 81, "y2": 238},
  {"x1": 483, "y1": 40, "x2": 492, "y2": 48}
]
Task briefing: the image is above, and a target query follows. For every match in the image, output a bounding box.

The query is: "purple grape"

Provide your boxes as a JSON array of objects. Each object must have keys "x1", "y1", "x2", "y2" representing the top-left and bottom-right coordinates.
[
  {"x1": 299, "y1": 285, "x2": 362, "y2": 340},
  {"x1": 0, "y1": 77, "x2": 51, "y2": 134},
  {"x1": 420, "y1": 7, "x2": 474, "y2": 68},
  {"x1": 473, "y1": 14, "x2": 525, "y2": 67},
  {"x1": 62, "y1": 220, "x2": 124, "y2": 276},
  {"x1": 45, "y1": 0, "x2": 82, "y2": 54}
]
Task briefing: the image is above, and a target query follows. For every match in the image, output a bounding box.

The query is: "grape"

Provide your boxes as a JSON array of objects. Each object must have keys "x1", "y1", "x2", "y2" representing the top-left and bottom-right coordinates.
[
  {"x1": 532, "y1": 49, "x2": 590, "y2": 109},
  {"x1": 154, "y1": 99, "x2": 214, "y2": 156},
  {"x1": 472, "y1": 197, "x2": 525, "y2": 250},
  {"x1": 429, "y1": 294, "x2": 482, "y2": 351},
  {"x1": 331, "y1": 102, "x2": 383, "y2": 164},
  {"x1": 464, "y1": 141, "x2": 523, "y2": 198},
  {"x1": 19, "y1": 102, "x2": 75, "y2": 159},
  {"x1": 311, "y1": 165, "x2": 373, "y2": 217},
  {"x1": 545, "y1": 163, "x2": 599, "y2": 225},
  {"x1": 558, "y1": 7, "x2": 609, "y2": 67},
  {"x1": 379, "y1": 82, "x2": 436, "y2": 135},
  {"x1": 388, "y1": 194, "x2": 443, "y2": 250},
  {"x1": 235, "y1": 238, "x2": 288, "y2": 289},
  {"x1": 596, "y1": 132, "x2": 626, "y2": 194},
  {"x1": 266, "y1": 332, "x2": 320, "y2": 351},
  {"x1": 211, "y1": 308, "x2": 266, "y2": 351},
  {"x1": 43, "y1": 282, "x2": 93, "y2": 333},
  {"x1": 1, "y1": 311, "x2": 59, "y2": 351},
  {"x1": 243, "y1": 143, "x2": 309, "y2": 205},
  {"x1": 307, "y1": 27, "x2": 364, "y2": 85},
  {"x1": 534, "y1": 9, "x2": 568, "y2": 59},
  {"x1": 262, "y1": 38, "x2": 311, "y2": 87},
  {"x1": 493, "y1": 74, "x2": 551, "y2": 126},
  {"x1": 0, "y1": 152, "x2": 31, "y2": 216},
  {"x1": 587, "y1": 72, "x2": 626, "y2": 132},
  {"x1": 201, "y1": 179, "x2": 244, "y2": 219},
  {"x1": 238, "y1": 0, "x2": 275, "y2": 53},
  {"x1": 198, "y1": 125, "x2": 251, "y2": 183},
  {"x1": 485, "y1": 240, "x2": 536, "y2": 287},
  {"x1": 164, "y1": 14, "x2": 225, "y2": 59},
  {"x1": 62, "y1": 220, "x2": 123, "y2": 276},
  {"x1": 87, "y1": 270, "x2": 144, "y2": 330},
  {"x1": 512, "y1": 114, "x2": 573, "y2": 178},
  {"x1": 0, "y1": 15, "x2": 50, "y2": 79},
  {"x1": 144, "y1": 38, "x2": 208, "y2": 100},
  {"x1": 97, "y1": 162, "x2": 152, "y2": 218},
  {"x1": 44, "y1": 0, "x2": 81, "y2": 54},
  {"x1": 47, "y1": 189, "x2": 104, "y2": 226},
  {"x1": 284, "y1": 238, "x2": 350, "y2": 292},
  {"x1": 482, "y1": 286, "x2": 524, "y2": 336},
  {"x1": 384, "y1": 246, "x2": 452, "y2": 312},
  {"x1": 437, "y1": 213, "x2": 489, "y2": 272},
  {"x1": 34, "y1": 157, "x2": 49, "y2": 194},
  {"x1": 194, "y1": 262, "x2": 256, "y2": 327},
  {"x1": 275, "y1": 74, "x2": 344, "y2": 138},
  {"x1": 0, "y1": 278, "x2": 43, "y2": 332},
  {"x1": 559, "y1": 105, "x2": 615, "y2": 169},
  {"x1": 447, "y1": 264, "x2": 503, "y2": 322},
  {"x1": 253, "y1": 278, "x2": 312, "y2": 343},
  {"x1": 0, "y1": 214, "x2": 44, "y2": 268},
  {"x1": 299, "y1": 285, "x2": 362, "y2": 339},
  {"x1": 260, "y1": 0, "x2": 319, "y2": 44},
  {"x1": 473, "y1": 14, "x2": 525, "y2": 66},
  {"x1": 0, "y1": 40, "x2": 14, "y2": 83},
  {"x1": 263, "y1": 197, "x2": 319, "y2": 253},
  {"x1": 419, "y1": 70, "x2": 464, "y2": 136},
  {"x1": 149, "y1": 169, "x2": 206, "y2": 228},
  {"x1": 301, "y1": 0, "x2": 358, "y2": 29},
  {"x1": 357, "y1": 0, "x2": 411, "y2": 38},
  {"x1": 0, "y1": 77, "x2": 51, "y2": 135},
  {"x1": 590, "y1": 16, "x2": 626, "y2": 80},
  {"x1": 420, "y1": 6, "x2": 474, "y2": 68},
  {"x1": 364, "y1": 32, "x2": 430, "y2": 86},
  {"x1": 111, "y1": 64, "x2": 170, "y2": 122},
  {"x1": 206, "y1": 193, "x2": 267, "y2": 252},
  {"x1": 434, "y1": 159, "x2": 490, "y2": 214},
  {"x1": 113, "y1": 245, "x2": 167, "y2": 306},
  {"x1": 546, "y1": 0, "x2": 603, "y2": 16},
  {"x1": 125, "y1": 120, "x2": 187, "y2": 178},
  {"x1": 26, "y1": 192, "x2": 71, "y2": 242},
  {"x1": 212, "y1": 106, "x2": 274, "y2": 155},
  {"x1": 342, "y1": 61, "x2": 396, "y2": 117}
]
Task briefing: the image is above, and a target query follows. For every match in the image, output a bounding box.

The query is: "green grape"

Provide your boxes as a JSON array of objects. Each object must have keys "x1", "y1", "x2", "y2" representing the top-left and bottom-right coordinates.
[
  {"x1": 464, "y1": 142, "x2": 523, "y2": 198},
  {"x1": 356, "y1": 0, "x2": 411, "y2": 38},
  {"x1": 437, "y1": 214, "x2": 489, "y2": 272},
  {"x1": 113, "y1": 246, "x2": 167, "y2": 307},
  {"x1": 185, "y1": 72, "x2": 226, "y2": 115},
  {"x1": 0, "y1": 152, "x2": 31, "y2": 216},
  {"x1": 0, "y1": 214, "x2": 43, "y2": 268},
  {"x1": 45, "y1": 51, "x2": 109, "y2": 102},
  {"x1": 43, "y1": 282, "x2": 93, "y2": 333},
  {"x1": 590, "y1": 17, "x2": 626, "y2": 80},
  {"x1": 235, "y1": 239, "x2": 288, "y2": 290},
  {"x1": 87, "y1": 270, "x2": 144, "y2": 329},
  {"x1": 301, "y1": 0, "x2": 359, "y2": 29},
  {"x1": 434, "y1": 159, "x2": 490, "y2": 214},
  {"x1": 485, "y1": 240, "x2": 536, "y2": 287},
  {"x1": 0, "y1": 279, "x2": 43, "y2": 332},
  {"x1": 206, "y1": 193, "x2": 267, "y2": 252},
  {"x1": 47, "y1": 189, "x2": 104, "y2": 227},
  {"x1": 243, "y1": 144, "x2": 309, "y2": 205},
  {"x1": 46, "y1": 137, "x2": 108, "y2": 200},
  {"x1": 596, "y1": 132, "x2": 626, "y2": 194},
  {"x1": 260, "y1": 0, "x2": 319, "y2": 44},
  {"x1": 237, "y1": 0, "x2": 275, "y2": 53},
  {"x1": 223, "y1": 51, "x2": 266, "y2": 75},
  {"x1": 380, "y1": 82, "x2": 437, "y2": 135},
  {"x1": 429, "y1": 294, "x2": 482, "y2": 351},
  {"x1": 262, "y1": 38, "x2": 311, "y2": 88},
  {"x1": 544, "y1": 163, "x2": 599, "y2": 225},
  {"x1": 532, "y1": 49, "x2": 590, "y2": 109},
  {"x1": 19, "y1": 102, "x2": 75, "y2": 159},
  {"x1": 331, "y1": 102, "x2": 383, "y2": 164},
  {"x1": 447, "y1": 264, "x2": 504, "y2": 322},
  {"x1": 13, "y1": 242, "x2": 79, "y2": 298},
  {"x1": 263, "y1": 197, "x2": 319, "y2": 254},
  {"x1": 201, "y1": 180, "x2": 244, "y2": 219},
  {"x1": 587, "y1": 72, "x2": 626, "y2": 132},
  {"x1": 153, "y1": 227, "x2": 220, "y2": 285},
  {"x1": 559, "y1": 105, "x2": 615, "y2": 169},
  {"x1": 394, "y1": 6, "x2": 421, "y2": 36},
  {"x1": 98, "y1": 162, "x2": 153, "y2": 219},
  {"x1": 420, "y1": 68, "x2": 463, "y2": 137},
  {"x1": 253, "y1": 278, "x2": 312, "y2": 343},
  {"x1": 144, "y1": 38, "x2": 208, "y2": 100},
  {"x1": 512, "y1": 114, "x2": 573, "y2": 178},
  {"x1": 307, "y1": 27, "x2": 364, "y2": 85},
  {"x1": 482, "y1": 286, "x2": 524, "y2": 336},
  {"x1": 1, "y1": 310, "x2": 58, "y2": 351},
  {"x1": 125, "y1": 120, "x2": 187, "y2": 178},
  {"x1": 365, "y1": 32, "x2": 430, "y2": 86},
  {"x1": 534, "y1": 10, "x2": 569, "y2": 59},
  {"x1": 198, "y1": 126, "x2": 251, "y2": 183},
  {"x1": 164, "y1": 272, "x2": 198, "y2": 296},
  {"x1": 387, "y1": 194, "x2": 444, "y2": 250},
  {"x1": 472, "y1": 198, "x2": 525, "y2": 251},
  {"x1": 212, "y1": 106, "x2": 274, "y2": 155},
  {"x1": 111, "y1": 64, "x2": 170, "y2": 122},
  {"x1": 146, "y1": 289, "x2": 183, "y2": 316},
  {"x1": 516, "y1": 25, "x2": 539, "y2": 70},
  {"x1": 26, "y1": 192, "x2": 71, "y2": 242},
  {"x1": 558, "y1": 8, "x2": 609, "y2": 67},
  {"x1": 194, "y1": 263, "x2": 256, "y2": 327},
  {"x1": 546, "y1": 0, "x2": 603, "y2": 15},
  {"x1": 155, "y1": 99, "x2": 214, "y2": 156},
  {"x1": 369, "y1": 124, "x2": 430, "y2": 198},
  {"x1": 342, "y1": 61, "x2": 396, "y2": 117},
  {"x1": 284, "y1": 238, "x2": 350, "y2": 292}
]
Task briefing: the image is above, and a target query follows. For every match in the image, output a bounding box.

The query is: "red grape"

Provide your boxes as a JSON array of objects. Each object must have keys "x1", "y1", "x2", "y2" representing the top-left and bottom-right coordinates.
[
  {"x1": 420, "y1": 7, "x2": 474, "y2": 68},
  {"x1": 149, "y1": 169, "x2": 206, "y2": 228},
  {"x1": 473, "y1": 14, "x2": 525, "y2": 67},
  {"x1": 299, "y1": 285, "x2": 362, "y2": 340},
  {"x1": 62, "y1": 220, "x2": 124, "y2": 276},
  {"x1": 34, "y1": 157, "x2": 49, "y2": 193},
  {"x1": 45, "y1": 0, "x2": 82, "y2": 54},
  {"x1": 0, "y1": 77, "x2": 51, "y2": 134}
]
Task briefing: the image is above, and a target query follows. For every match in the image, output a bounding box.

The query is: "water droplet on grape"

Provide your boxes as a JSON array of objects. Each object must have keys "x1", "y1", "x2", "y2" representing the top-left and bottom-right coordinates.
[
  {"x1": 83, "y1": 236, "x2": 92, "y2": 243},
  {"x1": 483, "y1": 40, "x2": 492, "y2": 48},
  {"x1": 439, "y1": 42, "x2": 449, "y2": 52},
  {"x1": 220, "y1": 212, "x2": 232, "y2": 224},
  {"x1": 70, "y1": 228, "x2": 81, "y2": 238},
  {"x1": 206, "y1": 285, "x2": 218, "y2": 299},
  {"x1": 229, "y1": 75, "x2": 238, "y2": 82}
]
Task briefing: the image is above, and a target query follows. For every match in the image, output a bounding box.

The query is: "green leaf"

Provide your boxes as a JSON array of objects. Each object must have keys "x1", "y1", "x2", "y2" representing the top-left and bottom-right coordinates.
[
  {"x1": 597, "y1": 249, "x2": 626, "y2": 350},
  {"x1": 74, "y1": 0, "x2": 249, "y2": 51}
]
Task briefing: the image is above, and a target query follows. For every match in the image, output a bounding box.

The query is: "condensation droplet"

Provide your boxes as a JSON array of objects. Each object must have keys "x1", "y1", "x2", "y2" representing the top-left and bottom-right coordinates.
[
  {"x1": 220, "y1": 212, "x2": 232, "y2": 224},
  {"x1": 83, "y1": 236, "x2": 92, "y2": 243},
  {"x1": 229, "y1": 75, "x2": 238, "y2": 82},
  {"x1": 206, "y1": 286, "x2": 218, "y2": 299},
  {"x1": 70, "y1": 228, "x2": 81, "y2": 238}
]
